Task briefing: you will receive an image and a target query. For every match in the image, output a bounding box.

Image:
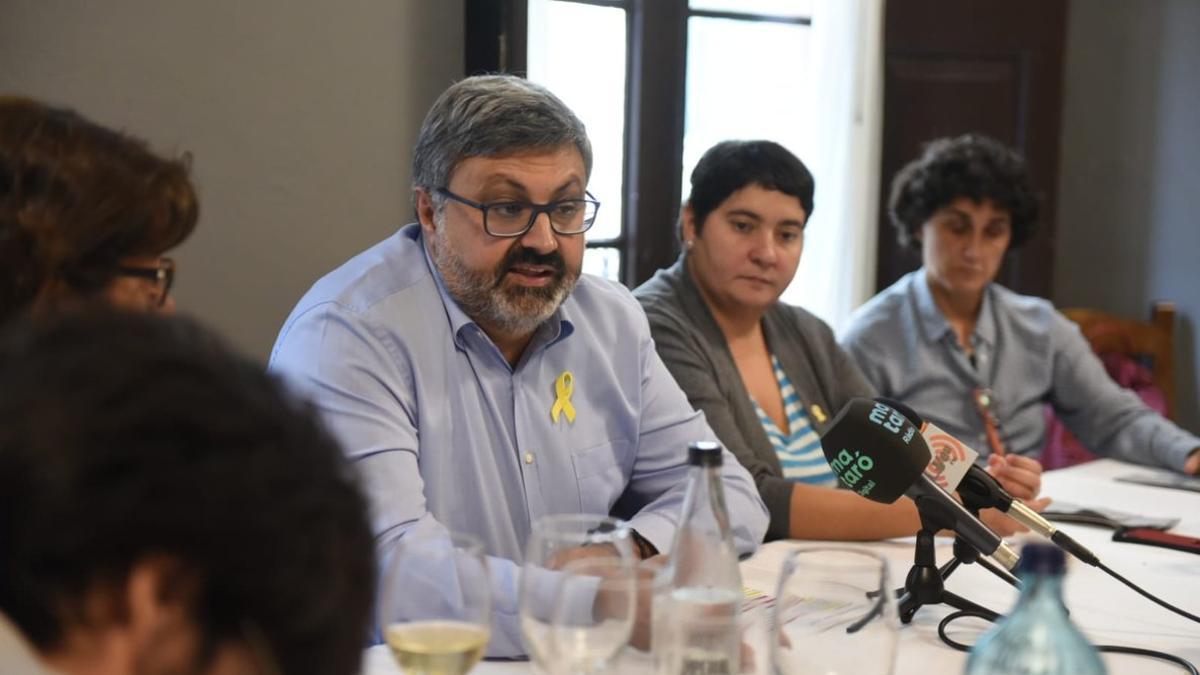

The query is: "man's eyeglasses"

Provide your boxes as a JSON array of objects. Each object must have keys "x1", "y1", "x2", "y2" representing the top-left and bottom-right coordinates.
[
  {"x1": 436, "y1": 187, "x2": 600, "y2": 238},
  {"x1": 115, "y1": 257, "x2": 175, "y2": 308}
]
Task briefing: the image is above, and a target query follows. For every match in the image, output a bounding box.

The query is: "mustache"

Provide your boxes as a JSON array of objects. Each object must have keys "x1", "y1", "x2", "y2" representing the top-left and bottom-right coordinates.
[{"x1": 493, "y1": 246, "x2": 567, "y2": 287}]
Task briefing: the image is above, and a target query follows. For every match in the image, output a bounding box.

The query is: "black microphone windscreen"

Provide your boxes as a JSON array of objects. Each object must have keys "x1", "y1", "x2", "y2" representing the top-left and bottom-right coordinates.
[
  {"x1": 820, "y1": 398, "x2": 932, "y2": 504},
  {"x1": 875, "y1": 396, "x2": 924, "y2": 427}
]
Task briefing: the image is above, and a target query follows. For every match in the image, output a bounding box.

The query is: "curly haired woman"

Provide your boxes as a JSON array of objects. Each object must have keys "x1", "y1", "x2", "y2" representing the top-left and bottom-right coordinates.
[{"x1": 842, "y1": 134, "x2": 1199, "y2": 476}]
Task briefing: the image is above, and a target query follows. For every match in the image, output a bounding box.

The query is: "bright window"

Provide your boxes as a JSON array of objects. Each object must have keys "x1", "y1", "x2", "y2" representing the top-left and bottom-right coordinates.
[
  {"x1": 681, "y1": 15, "x2": 812, "y2": 199},
  {"x1": 528, "y1": 0, "x2": 628, "y2": 282},
  {"x1": 528, "y1": 1, "x2": 819, "y2": 288}
]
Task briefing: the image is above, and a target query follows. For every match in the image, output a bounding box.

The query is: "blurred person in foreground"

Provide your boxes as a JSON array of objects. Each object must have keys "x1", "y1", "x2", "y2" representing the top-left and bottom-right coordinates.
[
  {"x1": 0, "y1": 95, "x2": 197, "y2": 324},
  {"x1": 841, "y1": 134, "x2": 1200, "y2": 474},
  {"x1": 269, "y1": 75, "x2": 768, "y2": 656},
  {"x1": 635, "y1": 140, "x2": 1045, "y2": 543},
  {"x1": 0, "y1": 310, "x2": 375, "y2": 675}
]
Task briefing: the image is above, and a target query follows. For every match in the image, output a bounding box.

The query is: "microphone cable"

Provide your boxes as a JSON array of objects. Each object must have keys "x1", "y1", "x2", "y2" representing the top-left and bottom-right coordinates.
[
  {"x1": 934, "y1": 530, "x2": 1200, "y2": 673},
  {"x1": 1095, "y1": 559, "x2": 1200, "y2": 624},
  {"x1": 936, "y1": 609, "x2": 1198, "y2": 675},
  {"x1": 930, "y1": 529, "x2": 1200, "y2": 672}
]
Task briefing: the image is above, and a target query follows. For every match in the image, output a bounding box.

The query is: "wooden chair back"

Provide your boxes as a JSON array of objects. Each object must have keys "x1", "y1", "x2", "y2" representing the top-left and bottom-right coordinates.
[{"x1": 1061, "y1": 302, "x2": 1175, "y2": 417}]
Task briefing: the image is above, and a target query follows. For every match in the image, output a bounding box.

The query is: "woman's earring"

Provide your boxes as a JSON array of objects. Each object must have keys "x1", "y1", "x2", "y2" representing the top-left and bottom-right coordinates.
[{"x1": 685, "y1": 239, "x2": 694, "y2": 249}]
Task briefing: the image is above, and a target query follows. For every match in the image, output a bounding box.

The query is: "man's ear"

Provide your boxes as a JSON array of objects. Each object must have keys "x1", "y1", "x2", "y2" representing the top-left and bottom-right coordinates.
[
  {"x1": 118, "y1": 557, "x2": 206, "y2": 675},
  {"x1": 125, "y1": 556, "x2": 194, "y2": 632},
  {"x1": 44, "y1": 557, "x2": 196, "y2": 675},
  {"x1": 414, "y1": 187, "x2": 438, "y2": 236}
]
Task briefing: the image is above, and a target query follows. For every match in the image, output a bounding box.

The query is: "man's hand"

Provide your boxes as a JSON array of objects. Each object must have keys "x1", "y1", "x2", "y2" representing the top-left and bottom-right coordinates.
[
  {"x1": 1184, "y1": 448, "x2": 1200, "y2": 475},
  {"x1": 546, "y1": 543, "x2": 624, "y2": 571},
  {"x1": 596, "y1": 556, "x2": 665, "y2": 651},
  {"x1": 986, "y1": 454, "x2": 1044, "y2": 500}
]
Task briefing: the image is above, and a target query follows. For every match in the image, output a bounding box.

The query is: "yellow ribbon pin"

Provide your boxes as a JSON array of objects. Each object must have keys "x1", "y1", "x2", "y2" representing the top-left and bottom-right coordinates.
[
  {"x1": 810, "y1": 404, "x2": 828, "y2": 424},
  {"x1": 551, "y1": 371, "x2": 576, "y2": 424}
]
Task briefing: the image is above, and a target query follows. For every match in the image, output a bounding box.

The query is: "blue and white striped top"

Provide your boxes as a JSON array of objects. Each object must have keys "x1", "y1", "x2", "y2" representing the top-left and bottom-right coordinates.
[{"x1": 751, "y1": 355, "x2": 838, "y2": 487}]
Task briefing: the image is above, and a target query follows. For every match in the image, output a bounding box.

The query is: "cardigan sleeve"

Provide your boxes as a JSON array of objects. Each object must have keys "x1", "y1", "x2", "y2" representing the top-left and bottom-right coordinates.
[
  {"x1": 805, "y1": 307, "x2": 877, "y2": 411},
  {"x1": 643, "y1": 306, "x2": 796, "y2": 541}
]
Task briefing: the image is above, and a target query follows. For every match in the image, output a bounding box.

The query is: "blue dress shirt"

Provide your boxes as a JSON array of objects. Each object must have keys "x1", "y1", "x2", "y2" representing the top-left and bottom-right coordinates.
[
  {"x1": 841, "y1": 269, "x2": 1200, "y2": 472},
  {"x1": 268, "y1": 224, "x2": 768, "y2": 656}
]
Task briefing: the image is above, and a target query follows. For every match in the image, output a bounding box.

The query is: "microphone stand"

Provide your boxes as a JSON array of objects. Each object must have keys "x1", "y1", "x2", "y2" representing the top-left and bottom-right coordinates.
[{"x1": 895, "y1": 497, "x2": 1019, "y2": 624}]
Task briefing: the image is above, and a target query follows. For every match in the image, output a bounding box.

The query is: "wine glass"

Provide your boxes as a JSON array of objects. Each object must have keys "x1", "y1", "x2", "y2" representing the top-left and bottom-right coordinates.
[
  {"x1": 377, "y1": 530, "x2": 492, "y2": 675},
  {"x1": 550, "y1": 556, "x2": 637, "y2": 673},
  {"x1": 772, "y1": 547, "x2": 899, "y2": 675},
  {"x1": 519, "y1": 514, "x2": 635, "y2": 673}
]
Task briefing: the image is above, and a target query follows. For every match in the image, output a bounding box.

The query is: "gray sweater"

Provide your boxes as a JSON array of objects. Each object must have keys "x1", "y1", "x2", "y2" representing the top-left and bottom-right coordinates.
[{"x1": 634, "y1": 257, "x2": 875, "y2": 541}]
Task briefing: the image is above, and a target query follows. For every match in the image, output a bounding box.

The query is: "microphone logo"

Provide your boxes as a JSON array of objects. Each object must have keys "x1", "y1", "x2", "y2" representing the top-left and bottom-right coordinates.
[
  {"x1": 868, "y1": 402, "x2": 907, "y2": 434},
  {"x1": 921, "y1": 422, "x2": 980, "y2": 492},
  {"x1": 829, "y1": 448, "x2": 878, "y2": 497},
  {"x1": 926, "y1": 434, "x2": 965, "y2": 488}
]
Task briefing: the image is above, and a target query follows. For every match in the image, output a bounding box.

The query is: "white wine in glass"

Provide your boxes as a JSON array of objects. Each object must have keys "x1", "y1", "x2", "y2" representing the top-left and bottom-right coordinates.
[
  {"x1": 384, "y1": 620, "x2": 490, "y2": 675},
  {"x1": 378, "y1": 529, "x2": 492, "y2": 675}
]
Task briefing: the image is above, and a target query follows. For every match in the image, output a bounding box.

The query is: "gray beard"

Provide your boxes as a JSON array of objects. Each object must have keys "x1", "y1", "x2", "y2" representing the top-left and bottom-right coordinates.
[{"x1": 428, "y1": 228, "x2": 579, "y2": 339}]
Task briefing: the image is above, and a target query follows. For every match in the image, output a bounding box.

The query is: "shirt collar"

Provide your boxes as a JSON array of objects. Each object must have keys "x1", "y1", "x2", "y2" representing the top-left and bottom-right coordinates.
[
  {"x1": 975, "y1": 288, "x2": 997, "y2": 348},
  {"x1": 912, "y1": 268, "x2": 996, "y2": 348},
  {"x1": 417, "y1": 227, "x2": 574, "y2": 351}
]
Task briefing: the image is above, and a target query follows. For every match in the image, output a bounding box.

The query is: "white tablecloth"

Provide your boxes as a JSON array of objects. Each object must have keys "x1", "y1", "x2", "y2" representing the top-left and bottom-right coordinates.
[{"x1": 363, "y1": 459, "x2": 1200, "y2": 674}]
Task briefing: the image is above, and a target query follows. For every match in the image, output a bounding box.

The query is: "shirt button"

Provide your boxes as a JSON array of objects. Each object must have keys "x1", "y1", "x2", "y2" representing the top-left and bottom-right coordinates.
[{"x1": 524, "y1": 452, "x2": 535, "y2": 464}]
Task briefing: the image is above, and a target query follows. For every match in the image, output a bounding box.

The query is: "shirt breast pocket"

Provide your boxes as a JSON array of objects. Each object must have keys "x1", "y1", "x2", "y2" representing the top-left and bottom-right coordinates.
[{"x1": 569, "y1": 439, "x2": 630, "y2": 515}]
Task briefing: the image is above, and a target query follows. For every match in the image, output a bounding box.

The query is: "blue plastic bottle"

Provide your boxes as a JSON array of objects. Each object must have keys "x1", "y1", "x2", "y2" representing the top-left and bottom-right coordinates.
[{"x1": 965, "y1": 543, "x2": 1106, "y2": 675}]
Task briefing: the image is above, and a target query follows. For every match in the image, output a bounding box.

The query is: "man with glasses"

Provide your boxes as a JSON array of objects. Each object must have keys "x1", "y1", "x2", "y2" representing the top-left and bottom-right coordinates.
[{"x1": 269, "y1": 75, "x2": 768, "y2": 656}]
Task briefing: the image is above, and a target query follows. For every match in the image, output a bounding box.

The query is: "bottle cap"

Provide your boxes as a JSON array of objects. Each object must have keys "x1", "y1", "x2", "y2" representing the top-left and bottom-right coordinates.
[
  {"x1": 688, "y1": 441, "x2": 723, "y2": 467},
  {"x1": 1018, "y1": 542, "x2": 1066, "y2": 575}
]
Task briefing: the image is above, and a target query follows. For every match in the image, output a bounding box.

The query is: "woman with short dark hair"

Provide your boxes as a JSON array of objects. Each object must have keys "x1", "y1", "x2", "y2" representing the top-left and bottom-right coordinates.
[
  {"x1": 842, "y1": 133, "x2": 1200, "y2": 476},
  {"x1": 635, "y1": 140, "x2": 1044, "y2": 541},
  {"x1": 0, "y1": 96, "x2": 198, "y2": 323}
]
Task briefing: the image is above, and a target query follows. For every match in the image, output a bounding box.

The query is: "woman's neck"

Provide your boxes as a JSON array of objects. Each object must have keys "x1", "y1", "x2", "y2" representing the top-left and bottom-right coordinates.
[
  {"x1": 925, "y1": 272, "x2": 984, "y2": 351},
  {"x1": 712, "y1": 308, "x2": 764, "y2": 353}
]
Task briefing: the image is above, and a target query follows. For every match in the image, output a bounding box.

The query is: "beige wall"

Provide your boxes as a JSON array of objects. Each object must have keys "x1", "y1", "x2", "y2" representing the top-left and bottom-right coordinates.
[
  {"x1": 1054, "y1": 0, "x2": 1200, "y2": 431},
  {"x1": 0, "y1": 0, "x2": 464, "y2": 359}
]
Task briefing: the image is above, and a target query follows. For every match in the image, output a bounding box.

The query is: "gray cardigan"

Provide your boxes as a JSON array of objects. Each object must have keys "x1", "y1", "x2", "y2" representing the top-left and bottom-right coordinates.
[{"x1": 634, "y1": 256, "x2": 875, "y2": 541}]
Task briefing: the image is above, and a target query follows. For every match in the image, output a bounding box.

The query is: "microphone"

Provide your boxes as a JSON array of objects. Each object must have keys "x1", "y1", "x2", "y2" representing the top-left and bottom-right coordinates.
[
  {"x1": 821, "y1": 398, "x2": 1020, "y2": 571},
  {"x1": 879, "y1": 398, "x2": 1100, "y2": 567}
]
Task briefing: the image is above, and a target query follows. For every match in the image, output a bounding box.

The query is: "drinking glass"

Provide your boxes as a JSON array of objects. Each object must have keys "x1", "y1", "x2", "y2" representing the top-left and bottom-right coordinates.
[
  {"x1": 519, "y1": 514, "x2": 635, "y2": 673},
  {"x1": 377, "y1": 530, "x2": 492, "y2": 675},
  {"x1": 551, "y1": 556, "x2": 637, "y2": 673},
  {"x1": 772, "y1": 547, "x2": 899, "y2": 675}
]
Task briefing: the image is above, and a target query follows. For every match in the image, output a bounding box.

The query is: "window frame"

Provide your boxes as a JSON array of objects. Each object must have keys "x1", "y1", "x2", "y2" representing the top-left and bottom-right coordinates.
[{"x1": 468, "y1": 0, "x2": 814, "y2": 287}]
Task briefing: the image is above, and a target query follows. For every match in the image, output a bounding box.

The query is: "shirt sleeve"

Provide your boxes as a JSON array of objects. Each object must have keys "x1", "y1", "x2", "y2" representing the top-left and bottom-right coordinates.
[
  {"x1": 1048, "y1": 312, "x2": 1200, "y2": 472},
  {"x1": 632, "y1": 308, "x2": 774, "y2": 546},
  {"x1": 839, "y1": 322, "x2": 897, "y2": 399},
  {"x1": 268, "y1": 303, "x2": 546, "y2": 657}
]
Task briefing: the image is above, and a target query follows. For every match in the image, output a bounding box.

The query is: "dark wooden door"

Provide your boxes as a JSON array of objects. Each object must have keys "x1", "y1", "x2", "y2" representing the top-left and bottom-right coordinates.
[{"x1": 877, "y1": 0, "x2": 1068, "y2": 297}]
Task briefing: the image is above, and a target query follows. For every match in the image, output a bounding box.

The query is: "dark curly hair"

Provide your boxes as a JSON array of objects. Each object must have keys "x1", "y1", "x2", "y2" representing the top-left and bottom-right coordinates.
[
  {"x1": 0, "y1": 96, "x2": 199, "y2": 324},
  {"x1": 685, "y1": 140, "x2": 814, "y2": 236},
  {"x1": 0, "y1": 310, "x2": 374, "y2": 675},
  {"x1": 888, "y1": 134, "x2": 1037, "y2": 250}
]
